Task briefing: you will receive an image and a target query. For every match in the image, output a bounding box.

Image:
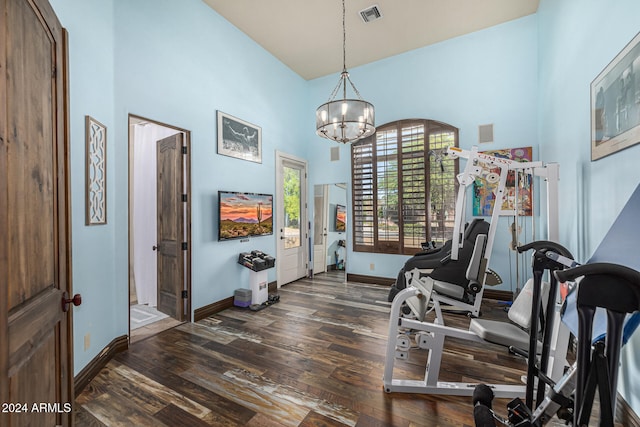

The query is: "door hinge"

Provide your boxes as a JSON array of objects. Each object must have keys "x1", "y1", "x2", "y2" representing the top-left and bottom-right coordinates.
[
  {"x1": 52, "y1": 66, "x2": 57, "y2": 78},
  {"x1": 181, "y1": 290, "x2": 188, "y2": 299},
  {"x1": 182, "y1": 146, "x2": 187, "y2": 155},
  {"x1": 182, "y1": 194, "x2": 187, "y2": 202},
  {"x1": 182, "y1": 242, "x2": 188, "y2": 250}
]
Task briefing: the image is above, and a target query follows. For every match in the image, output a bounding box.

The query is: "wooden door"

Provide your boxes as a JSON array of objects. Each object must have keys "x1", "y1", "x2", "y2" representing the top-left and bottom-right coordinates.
[
  {"x1": 1, "y1": 0, "x2": 72, "y2": 426},
  {"x1": 156, "y1": 134, "x2": 185, "y2": 320}
]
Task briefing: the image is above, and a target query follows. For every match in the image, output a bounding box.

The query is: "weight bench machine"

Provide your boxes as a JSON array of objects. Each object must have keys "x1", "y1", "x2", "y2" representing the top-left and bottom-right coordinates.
[
  {"x1": 390, "y1": 219, "x2": 505, "y2": 324},
  {"x1": 388, "y1": 146, "x2": 560, "y2": 319},
  {"x1": 401, "y1": 231, "x2": 492, "y2": 327},
  {"x1": 383, "y1": 241, "x2": 571, "y2": 398},
  {"x1": 388, "y1": 218, "x2": 492, "y2": 302}
]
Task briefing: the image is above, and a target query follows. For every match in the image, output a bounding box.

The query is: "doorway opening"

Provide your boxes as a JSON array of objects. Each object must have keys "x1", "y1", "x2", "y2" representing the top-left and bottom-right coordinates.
[{"x1": 128, "y1": 115, "x2": 191, "y2": 343}]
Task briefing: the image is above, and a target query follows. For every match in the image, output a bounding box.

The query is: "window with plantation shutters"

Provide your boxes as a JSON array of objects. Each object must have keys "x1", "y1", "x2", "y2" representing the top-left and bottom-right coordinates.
[
  {"x1": 351, "y1": 119, "x2": 458, "y2": 255},
  {"x1": 352, "y1": 142, "x2": 374, "y2": 248}
]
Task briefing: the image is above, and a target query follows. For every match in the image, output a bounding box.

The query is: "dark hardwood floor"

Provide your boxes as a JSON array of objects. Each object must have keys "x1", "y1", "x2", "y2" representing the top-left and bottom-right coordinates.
[{"x1": 74, "y1": 271, "x2": 594, "y2": 426}]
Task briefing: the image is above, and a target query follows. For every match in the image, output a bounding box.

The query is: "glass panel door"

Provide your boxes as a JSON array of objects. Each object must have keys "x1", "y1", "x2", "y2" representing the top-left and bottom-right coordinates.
[
  {"x1": 276, "y1": 152, "x2": 308, "y2": 286},
  {"x1": 283, "y1": 166, "x2": 301, "y2": 249}
]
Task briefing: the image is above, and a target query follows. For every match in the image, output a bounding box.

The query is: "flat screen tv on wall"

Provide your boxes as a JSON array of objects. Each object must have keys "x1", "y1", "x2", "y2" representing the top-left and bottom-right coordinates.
[
  {"x1": 218, "y1": 191, "x2": 273, "y2": 241},
  {"x1": 335, "y1": 204, "x2": 346, "y2": 232}
]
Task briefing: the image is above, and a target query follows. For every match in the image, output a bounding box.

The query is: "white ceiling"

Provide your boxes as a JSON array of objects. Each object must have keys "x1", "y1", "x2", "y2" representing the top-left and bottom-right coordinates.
[{"x1": 202, "y1": 0, "x2": 539, "y2": 80}]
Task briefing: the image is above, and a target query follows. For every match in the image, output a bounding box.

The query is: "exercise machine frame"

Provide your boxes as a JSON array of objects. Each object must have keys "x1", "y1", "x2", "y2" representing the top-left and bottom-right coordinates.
[
  {"x1": 383, "y1": 242, "x2": 571, "y2": 398},
  {"x1": 421, "y1": 146, "x2": 559, "y2": 318},
  {"x1": 474, "y1": 263, "x2": 640, "y2": 426}
]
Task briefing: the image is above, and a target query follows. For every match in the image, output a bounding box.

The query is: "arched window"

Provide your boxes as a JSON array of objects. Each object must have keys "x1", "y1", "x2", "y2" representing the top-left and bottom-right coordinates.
[{"x1": 351, "y1": 119, "x2": 459, "y2": 255}]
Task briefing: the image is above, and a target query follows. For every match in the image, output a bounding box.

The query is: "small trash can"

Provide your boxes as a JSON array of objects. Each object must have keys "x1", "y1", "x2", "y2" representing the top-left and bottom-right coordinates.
[{"x1": 233, "y1": 288, "x2": 252, "y2": 308}]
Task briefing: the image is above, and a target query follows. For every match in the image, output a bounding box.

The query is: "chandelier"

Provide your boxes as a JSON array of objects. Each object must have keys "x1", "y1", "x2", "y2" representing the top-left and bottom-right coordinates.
[{"x1": 315, "y1": 0, "x2": 375, "y2": 144}]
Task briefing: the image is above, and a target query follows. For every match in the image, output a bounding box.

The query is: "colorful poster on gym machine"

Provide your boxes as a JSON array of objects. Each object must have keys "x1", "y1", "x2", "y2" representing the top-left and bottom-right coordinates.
[{"x1": 473, "y1": 147, "x2": 533, "y2": 216}]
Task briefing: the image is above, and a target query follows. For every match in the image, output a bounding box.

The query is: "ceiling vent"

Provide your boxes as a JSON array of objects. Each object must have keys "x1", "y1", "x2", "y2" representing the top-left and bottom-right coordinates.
[{"x1": 359, "y1": 5, "x2": 382, "y2": 23}]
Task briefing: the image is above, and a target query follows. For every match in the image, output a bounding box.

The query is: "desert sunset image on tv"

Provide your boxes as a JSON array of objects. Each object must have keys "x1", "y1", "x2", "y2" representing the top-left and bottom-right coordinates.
[
  {"x1": 336, "y1": 204, "x2": 346, "y2": 232},
  {"x1": 219, "y1": 192, "x2": 273, "y2": 240}
]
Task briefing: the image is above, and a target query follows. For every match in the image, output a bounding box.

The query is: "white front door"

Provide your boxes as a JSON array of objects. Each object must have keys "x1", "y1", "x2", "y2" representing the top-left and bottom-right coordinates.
[
  {"x1": 276, "y1": 151, "x2": 308, "y2": 286},
  {"x1": 313, "y1": 184, "x2": 329, "y2": 275}
]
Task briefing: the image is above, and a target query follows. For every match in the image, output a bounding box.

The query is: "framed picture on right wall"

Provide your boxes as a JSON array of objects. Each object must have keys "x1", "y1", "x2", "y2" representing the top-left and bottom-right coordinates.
[{"x1": 591, "y1": 31, "x2": 640, "y2": 161}]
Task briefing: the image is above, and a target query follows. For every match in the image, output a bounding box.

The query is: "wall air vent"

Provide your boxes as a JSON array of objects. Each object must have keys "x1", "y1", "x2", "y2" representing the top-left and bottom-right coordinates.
[
  {"x1": 359, "y1": 5, "x2": 382, "y2": 23},
  {"x1": 330, "y1": 146, "x2": 340, "y2": 161},
  {"x1": 478, "y1": 124, "x2": 494, "y2": 144}
]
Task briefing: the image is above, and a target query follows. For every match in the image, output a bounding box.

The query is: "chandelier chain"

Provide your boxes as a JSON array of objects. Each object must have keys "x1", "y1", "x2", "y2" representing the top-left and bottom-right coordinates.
[
  {"x1": 326, "y1": 0, "x2": 364, "y2": 103},
  {"x1": 315, "y1": 0, "x2": 375, "y2": 143},
  {"x1": 346, "y1": 74, "x2": 364, "y2": 100},
  {"x1": 327, "y1": 76, "x2": 343, "y2": 102},
  {"x1": 342, "y1": 0, "x2": 346, "y2": 72}
]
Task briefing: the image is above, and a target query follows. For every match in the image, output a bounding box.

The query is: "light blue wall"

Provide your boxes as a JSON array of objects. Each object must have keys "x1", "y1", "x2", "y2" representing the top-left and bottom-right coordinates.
[
  {"x1": 111, "y1": 0, "x2": 308, "y2": 313},
  {"x1": 537, "y1": 0, "x2": 640, "y2": 414},
  {"x1": 308, "y1": 15, "x2": 540, "y2": 288},
  {"x1": 50, "y1": 0, "x2": 117, "y2": 377},
  {"x1": 51, "y1": 0, "x2": 307, "y2": 375},
  {"x1": 47, "y1": 1, "x2": 640, "y2": 414}
]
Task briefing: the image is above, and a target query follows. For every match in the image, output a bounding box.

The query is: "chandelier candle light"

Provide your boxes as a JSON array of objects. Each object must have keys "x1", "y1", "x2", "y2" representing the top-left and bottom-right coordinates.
[{"x1": 316, "y1": 0, "x2": 375, "y2": 144}]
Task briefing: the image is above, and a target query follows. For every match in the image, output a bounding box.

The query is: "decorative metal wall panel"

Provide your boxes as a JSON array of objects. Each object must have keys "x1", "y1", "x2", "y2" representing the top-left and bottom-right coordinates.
[{"x1": 85, "y1": 115, "x2": 107, "y2": 225}]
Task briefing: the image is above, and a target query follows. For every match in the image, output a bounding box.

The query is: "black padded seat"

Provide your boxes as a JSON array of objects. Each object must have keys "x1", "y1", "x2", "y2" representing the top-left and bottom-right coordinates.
[
  {"x1": 388, "y1": 219, "x2": 491, "y2": 303},
  {"x1": 404, "y1": 234, "x2": 489, "y2": 322},
  {"x1": 432, "y1": 279, "x2": 465, "y2": 300}
]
